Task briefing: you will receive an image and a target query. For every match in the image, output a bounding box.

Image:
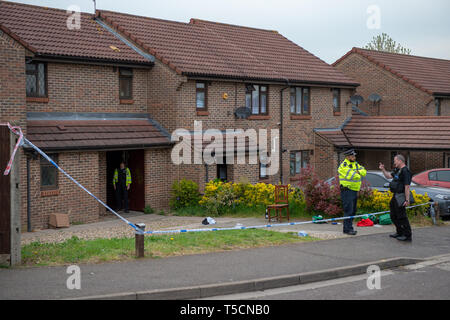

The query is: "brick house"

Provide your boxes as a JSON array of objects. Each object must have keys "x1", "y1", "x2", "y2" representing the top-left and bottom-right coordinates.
[
  {"x1": 1, "y1": 1, "x2": 358, "y2": 230},
  {"x1": 329, "y1": 47, "x2": 450, "y2": 173}
]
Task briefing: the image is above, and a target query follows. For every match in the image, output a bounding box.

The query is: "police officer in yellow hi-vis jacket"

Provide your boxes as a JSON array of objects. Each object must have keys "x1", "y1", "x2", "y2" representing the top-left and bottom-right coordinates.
[
  {"x1": 338, "y1": 149, "x2": 367, "y2": 235},
  {"x1": 113, "y1": 161, "x2": 132, "y2": 213}
]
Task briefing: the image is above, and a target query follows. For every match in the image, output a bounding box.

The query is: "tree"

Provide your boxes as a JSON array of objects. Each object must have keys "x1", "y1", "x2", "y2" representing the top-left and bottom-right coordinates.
[{"x1": 365, "y1": 33, "x2": 412, "y2": 54}]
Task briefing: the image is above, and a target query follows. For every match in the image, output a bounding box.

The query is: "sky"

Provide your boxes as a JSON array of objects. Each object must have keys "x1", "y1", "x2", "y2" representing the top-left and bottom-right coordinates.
[{"x1": 6, "y1": 0, "x2": 450, "y2": 64}]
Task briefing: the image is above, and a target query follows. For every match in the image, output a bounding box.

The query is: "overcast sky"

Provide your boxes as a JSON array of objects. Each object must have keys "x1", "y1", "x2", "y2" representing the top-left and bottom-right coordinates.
[{"x1": 7, "y1": 0, "x2": 450, "y2": 64}]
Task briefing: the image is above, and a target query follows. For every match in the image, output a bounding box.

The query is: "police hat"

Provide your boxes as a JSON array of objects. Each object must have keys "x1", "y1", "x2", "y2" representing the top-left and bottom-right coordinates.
[{"x1": 343, "y1": 149, "x2": 357, "y2": 156}]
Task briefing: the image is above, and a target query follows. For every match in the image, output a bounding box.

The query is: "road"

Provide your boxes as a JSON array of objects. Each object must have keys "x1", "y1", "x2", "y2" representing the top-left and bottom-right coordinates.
[{"x1": 206, "y1": 254, "x2": 450, "y2": 300}]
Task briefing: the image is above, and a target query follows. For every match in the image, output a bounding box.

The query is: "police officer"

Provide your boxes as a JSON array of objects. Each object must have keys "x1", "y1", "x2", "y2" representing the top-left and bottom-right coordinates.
[
  {"x1": 338, "y1": 149, "x2": 367, "y2": 235},
  {"x1": 113, "y1": 161, "x2": 132, "y2": 213}
]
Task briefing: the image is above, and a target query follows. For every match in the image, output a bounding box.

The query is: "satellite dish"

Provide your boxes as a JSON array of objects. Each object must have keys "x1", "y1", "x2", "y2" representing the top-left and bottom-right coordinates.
[
  {"x1": 368, "y1": 93, "x2": 382, "y2": 103},
  {"x1": 350, "y1": 95, "x2": 364, "y2": 106},
  {"x1": 234, "y1": 106, "x2": 251, "y2": 119}
]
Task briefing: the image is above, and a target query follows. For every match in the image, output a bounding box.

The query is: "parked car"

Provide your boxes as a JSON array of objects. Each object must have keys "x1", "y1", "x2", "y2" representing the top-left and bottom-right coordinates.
[
  {"x1": 326, "y1": 171, "x2": 450, "y2": 218},
  {"x1": 412, "y1": 168, "x2": 450, "y2": 189}
]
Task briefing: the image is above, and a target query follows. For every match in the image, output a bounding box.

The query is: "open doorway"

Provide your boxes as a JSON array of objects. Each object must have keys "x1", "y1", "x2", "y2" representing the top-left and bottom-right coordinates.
[{"x1": 106, "y1": 150, "x2": 145, "y2": 212}]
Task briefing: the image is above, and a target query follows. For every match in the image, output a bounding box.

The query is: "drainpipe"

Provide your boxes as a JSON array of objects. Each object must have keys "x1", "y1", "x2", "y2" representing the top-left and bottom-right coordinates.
[{"x1": 279, "y1": 81, "x2": 290, "y2": 184}]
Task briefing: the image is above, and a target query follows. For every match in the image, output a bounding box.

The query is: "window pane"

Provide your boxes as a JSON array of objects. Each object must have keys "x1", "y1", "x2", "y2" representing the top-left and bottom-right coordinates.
[
  {"x1": 301, "y1": 151, "x2": 310, "y2": 168},
  {"x1": 295, "y1": 152, "x2": 301, "y2": 174},
  {"x1": 26, "y1": 74, "x2": 37, "y2": 96},
  {"x1": 120, "y1": 68, "x2": 133, "y2": 76},
  {"x1": 290, "y1": 153, "x2": 295, "y2": 176},
  {"x1": 252, "y1": 85, "x2": 259, "y2": 114},
  {"x1": 120, "y1": 78, "x2": 131, "y2": 98},
  {"x1": 40, "y1": 155, "x2": 58, "y2": 188},
  {"x1": 196, "y1": 91, "x2": 205, "y2": 108},
  {"x1": 290, "y1": 88, "x2": 296, "y2": 113},
  {"x1": 26, "y1": 63, "x2": 36, "y2": 72},
  {"x1": 260, "y1": 163, "x2": 267, "y2": 177},
  {"x1": 303, "y1": 88, "x2": 309, "y2": 114},
  {"x1": 437, "y1": 171, "x2": 450, "y2": 182},
  {"x1": 333, "y1": 89, "x2": 340, "y2": 111},
  {"x1": 38, "y1": 63, "x2": 46, "y2": 96},
  {"x1": 296, "y1": 88, "x2": 302, "y2": 114},
  {"x1": 245, "y1": 93, "x2": 252, "y2": 109},
  {"x1": 260, "y1": 93, "x2": 267, "y2": 114},
  {"x1": 261, "y1": 86, "x2": 267, "y2": 92},
  {"x1": 366, "y1": 173, "x2": 388, "y2": 188},
  {"x1": 429, "y1": 171, "x2": 437, "y2": 181},
  {"x1": 196, "y1": 82, "x2": 205, "y2": 89}
]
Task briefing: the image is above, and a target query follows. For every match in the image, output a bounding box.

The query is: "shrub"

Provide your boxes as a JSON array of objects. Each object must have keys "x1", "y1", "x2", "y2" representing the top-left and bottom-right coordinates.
[
  {"x1": 297, "y1": 166, "x2": 342, "y2": 217},
  {"x1": 169, "y1": 179, "x2": 201, "y2": 210},
  {"x1": 144, "y1": 205, "x2": 154, "y2": 214}
]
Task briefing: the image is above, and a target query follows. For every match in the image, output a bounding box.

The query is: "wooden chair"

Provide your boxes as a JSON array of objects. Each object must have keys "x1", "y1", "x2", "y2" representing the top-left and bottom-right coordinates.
[{"x1": 266, "y1": 185, "x2": 290, "y2": 222}]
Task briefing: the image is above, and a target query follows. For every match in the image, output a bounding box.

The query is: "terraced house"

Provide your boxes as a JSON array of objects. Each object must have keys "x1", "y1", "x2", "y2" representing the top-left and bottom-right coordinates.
[
  {"x1": 0, "y1": 1, "x2": 358, "y2": 230},
  {"x1": 324, "y1": 48, "x2": 450, "y2": 174}
]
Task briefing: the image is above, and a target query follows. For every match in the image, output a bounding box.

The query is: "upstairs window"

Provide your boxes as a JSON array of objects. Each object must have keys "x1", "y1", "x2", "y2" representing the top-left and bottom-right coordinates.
[
  {"x1": 26, "y1": 61, "x2": 47, "y2": 98},
  {"x1": 332, "y1": 88, "x2": 341, "y2": 113},
  {"x1": 196, "y1": 82, "x2": 207, "y2": 109},
  {"x1": 119, "y1": 68, "x2": 133, "y2": 100},
  {"x1": 290, "y1": 87, "x2": 310, "y2": 115},
  {"x1": 246, "y1": 84, "x2": 268, "y2": 115}
]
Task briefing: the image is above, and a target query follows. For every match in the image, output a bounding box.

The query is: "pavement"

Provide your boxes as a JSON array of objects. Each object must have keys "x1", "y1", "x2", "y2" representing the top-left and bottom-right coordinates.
[{"x1": 1, "y1": 216, "x2": 449, "y2": 300}]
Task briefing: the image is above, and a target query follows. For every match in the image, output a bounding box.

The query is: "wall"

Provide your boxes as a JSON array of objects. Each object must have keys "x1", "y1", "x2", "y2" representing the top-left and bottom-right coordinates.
[
  {"x1": 26, "y1": 152, "x2": 100, "y2": 230},
  {"x1": 334, "y1": 52, "x2": 433, "y2": 116}
]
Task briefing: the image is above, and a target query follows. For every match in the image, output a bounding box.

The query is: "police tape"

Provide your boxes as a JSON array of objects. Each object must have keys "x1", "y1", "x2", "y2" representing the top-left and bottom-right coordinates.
[
  {"x1": 143, "y1": 202, "x2": 432, "y2": 235},
  {"x1": 1, "y1": 122, "x2": 434, "y2": 237},
  {"x1": 1, "y1": 122, "x2": 143, "y2": 233}
]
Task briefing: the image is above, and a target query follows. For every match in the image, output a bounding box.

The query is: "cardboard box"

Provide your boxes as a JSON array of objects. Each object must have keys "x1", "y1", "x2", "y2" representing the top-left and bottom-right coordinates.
[{"x1": 49, "y1": 213, "x2": 70, "y2": 228}]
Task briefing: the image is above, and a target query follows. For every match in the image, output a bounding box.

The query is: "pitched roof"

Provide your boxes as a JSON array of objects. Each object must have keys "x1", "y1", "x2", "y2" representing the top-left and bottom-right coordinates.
[
  {"x1": 334, "y1": 47, "x2": 450, "y2": 95},
  {"x1": 96, "y1": 10, "x2": 359, "y2": 86},
  {"x1": 0, "y1": 1, "x2": 151, "y2": 65},
  {"x1": 27, "y1": 119, "x2": 172, "y2": 151},
  {"x1": 315, "y1": 116, "x2": 450, "y2": 150}
]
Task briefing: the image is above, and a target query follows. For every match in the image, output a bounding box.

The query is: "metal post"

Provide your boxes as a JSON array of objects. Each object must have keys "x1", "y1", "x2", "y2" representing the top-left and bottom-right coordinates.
[
  {"x1": 135, "y1": 223, "x2": 145, "y2": 258},
  {"x1": 434, "y1": 202, "x2": 441, "y2": 224}
]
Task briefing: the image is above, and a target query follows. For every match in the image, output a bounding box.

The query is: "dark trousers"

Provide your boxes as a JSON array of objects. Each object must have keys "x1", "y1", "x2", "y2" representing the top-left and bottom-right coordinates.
[
  {"x1": 341, "y1": 188, "x2": 358, "y2": 232},
  {"x1": 389, "y1": 196, "x2": 412, "y2": 238},
  {"x1": 116, "y1": 185, "x2": 129, "y2": 211}
]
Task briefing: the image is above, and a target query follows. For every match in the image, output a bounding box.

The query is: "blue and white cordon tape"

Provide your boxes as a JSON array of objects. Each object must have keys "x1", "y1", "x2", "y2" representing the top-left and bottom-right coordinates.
[{"x1": 2, "y1": 123, "x2": 433, "y2": 236}]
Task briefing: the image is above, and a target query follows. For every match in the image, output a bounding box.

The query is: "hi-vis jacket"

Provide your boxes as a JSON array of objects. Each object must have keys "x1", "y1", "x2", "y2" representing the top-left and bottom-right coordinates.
[
  {"x1": 338, "y1": 159, "x2": 367, "y2": 191},
  {"x1": 113, "y1": 168, "x2": 132, "y2": 187}
]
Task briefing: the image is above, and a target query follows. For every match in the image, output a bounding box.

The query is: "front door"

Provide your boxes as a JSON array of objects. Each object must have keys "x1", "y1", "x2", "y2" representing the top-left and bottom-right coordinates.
[
  {"x1": 106, "y1": 150, "x2": 145, "y2": 212},
  {"x1": 127, "y1": 150, "x2": 145, "y2": 211},
  {"x1": 0, "y1": 126, "x2": 11, "y2": 256}
]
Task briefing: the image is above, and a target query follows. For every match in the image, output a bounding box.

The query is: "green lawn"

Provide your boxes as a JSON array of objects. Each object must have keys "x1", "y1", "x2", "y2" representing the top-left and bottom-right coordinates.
[{"x1": 21, "y1": 229, "x2": 317, "y2": 267}]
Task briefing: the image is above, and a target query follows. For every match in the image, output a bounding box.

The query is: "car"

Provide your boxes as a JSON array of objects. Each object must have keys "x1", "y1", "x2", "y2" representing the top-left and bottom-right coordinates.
[
  {"x1": 412, "y1": 168, "x2": 450, "y2": 189},
  {"x1": 326, "y1": 171, "x2": 450, "y2": 218}
]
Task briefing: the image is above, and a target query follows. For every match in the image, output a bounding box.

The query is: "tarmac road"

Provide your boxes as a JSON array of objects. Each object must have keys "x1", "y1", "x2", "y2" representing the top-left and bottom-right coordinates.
[
  {"x1": 1, "y1": 225, "x2": 449, "y2": 300},
  {"x1": 206, "y1": 254, "x2": 450, "y2": 300}
]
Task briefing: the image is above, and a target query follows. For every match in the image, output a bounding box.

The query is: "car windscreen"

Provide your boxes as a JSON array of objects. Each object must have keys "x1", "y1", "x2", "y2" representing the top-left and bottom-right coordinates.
[{"x1": 364, "y1": 173, "x2": 388, "y2": 188}]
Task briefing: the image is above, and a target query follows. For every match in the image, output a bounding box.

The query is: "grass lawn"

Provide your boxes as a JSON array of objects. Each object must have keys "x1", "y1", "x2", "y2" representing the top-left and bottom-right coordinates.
[{"x1": 21, "y1": 229, "x2": 317, "y2": 267}]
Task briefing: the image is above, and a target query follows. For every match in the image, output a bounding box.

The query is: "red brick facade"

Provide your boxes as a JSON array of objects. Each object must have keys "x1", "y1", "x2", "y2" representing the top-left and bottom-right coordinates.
[
  {"x1": 1, "y1": 7, "x2": 356, "y2": 230},
  {"x1": 334, "y1": 50, "x2": 450, "y2": 173}
]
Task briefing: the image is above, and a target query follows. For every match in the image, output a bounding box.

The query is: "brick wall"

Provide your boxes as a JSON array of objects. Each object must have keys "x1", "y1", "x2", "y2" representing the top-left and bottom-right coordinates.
[
  {"x1": 27, "y1": 62, "x2": 150, "y2": 113},
  {"x1": 0, "y1": 30, "x2": 28, "y2": 232},
  {"x1": 334, "y1": 52, "x2": 433, "y2": 116},
  {"x1": 25, "y1": 152, "x2": 100, "y2": 230}
]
